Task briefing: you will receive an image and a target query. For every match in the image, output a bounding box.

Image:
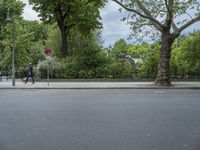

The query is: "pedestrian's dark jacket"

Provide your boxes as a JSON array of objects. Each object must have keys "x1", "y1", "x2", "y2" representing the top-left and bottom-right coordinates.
[{"x1": 27, "y1": 65, "x2": 33, "y2": 76}]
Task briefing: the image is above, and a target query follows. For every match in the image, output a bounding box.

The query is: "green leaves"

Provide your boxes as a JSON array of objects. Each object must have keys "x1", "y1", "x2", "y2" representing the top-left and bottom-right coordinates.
[
  {"x1": 111, "y1": 39, "x2": 128, "y2": 57},
  {"x1": 171, "y1": 31, "x2": 200, "y2": 77}
]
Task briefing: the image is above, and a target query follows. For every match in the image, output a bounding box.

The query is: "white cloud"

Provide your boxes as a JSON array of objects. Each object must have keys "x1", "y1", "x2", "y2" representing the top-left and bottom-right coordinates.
[
  {"x1": 100, "y1": 1, "x2": 133, "y2": 47},
  {"x1": 21, "y1": 0, "x2": 39, "y2": 21}
]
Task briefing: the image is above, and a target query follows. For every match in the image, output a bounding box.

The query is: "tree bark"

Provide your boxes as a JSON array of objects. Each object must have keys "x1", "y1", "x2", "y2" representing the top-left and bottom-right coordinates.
[
  {"x1": 155, "y1": 31, "x2": 174, "y2": 86},
  {"x1": 58, "y1": 18, "x2": 68, "y2": 58}
]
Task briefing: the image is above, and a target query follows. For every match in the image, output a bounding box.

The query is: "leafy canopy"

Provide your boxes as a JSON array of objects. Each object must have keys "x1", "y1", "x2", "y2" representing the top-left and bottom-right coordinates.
[
  {"x1": 113, "y1": 0, "x2": 200, "y2": 40},
  {"x1": 29, "y1": 0, "x2": 105, "y2": 34}
]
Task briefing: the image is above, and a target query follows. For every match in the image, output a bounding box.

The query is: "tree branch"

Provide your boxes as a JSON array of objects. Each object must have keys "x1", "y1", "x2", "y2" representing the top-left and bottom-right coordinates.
[
  {"x1": 178, "y1": 15, "x2": 200, "y2": 33},
  {"x1": 134, "y1": 0, "x2": 164, "y2": 30},
  {"x1": 165, "y1": 0, "x2": 174, "y2": 27},
  {"x1": 112, "y1": 0, "x2": 163, "y2": 31},
  {"x1": 164, "y1": 0, "x2": 170, "y2": 13}
]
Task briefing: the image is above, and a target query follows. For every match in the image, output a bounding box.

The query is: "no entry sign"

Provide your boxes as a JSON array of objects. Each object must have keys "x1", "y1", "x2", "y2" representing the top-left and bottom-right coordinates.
[{"x1": 44, "y1": 48, "x2": 52, "y2": 56}]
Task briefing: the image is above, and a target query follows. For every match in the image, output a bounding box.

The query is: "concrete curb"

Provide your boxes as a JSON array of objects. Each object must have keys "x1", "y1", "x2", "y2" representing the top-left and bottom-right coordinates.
[
  {"x1": 1, "y1": 81, "x2": 200, "y2": 89},
  {"x1": 1, "y1": 86, "x2": 200, "y2": 90}
]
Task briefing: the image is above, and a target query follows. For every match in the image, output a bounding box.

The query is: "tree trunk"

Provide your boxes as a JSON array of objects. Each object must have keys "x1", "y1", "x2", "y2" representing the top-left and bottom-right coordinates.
[
  {"x1": 155, "y1": 31, "x2": 174, "y2": 86},
  {"x1": 61, "y1": 30, "x2": 68, "y2": 57},
  {"x1": 59, "y1": 19, "x2": 68, "y2": 58}
]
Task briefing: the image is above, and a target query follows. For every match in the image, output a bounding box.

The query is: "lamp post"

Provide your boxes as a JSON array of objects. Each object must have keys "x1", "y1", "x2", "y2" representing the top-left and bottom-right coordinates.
[{"x1": 6, "y1": 8, "x2": 15, "y2": 86}]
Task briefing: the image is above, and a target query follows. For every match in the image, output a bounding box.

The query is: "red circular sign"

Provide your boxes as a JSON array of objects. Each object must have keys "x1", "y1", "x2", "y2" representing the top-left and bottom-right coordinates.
[{"x1": 44, "y1": 48, "x2": 52, "y2": 56}]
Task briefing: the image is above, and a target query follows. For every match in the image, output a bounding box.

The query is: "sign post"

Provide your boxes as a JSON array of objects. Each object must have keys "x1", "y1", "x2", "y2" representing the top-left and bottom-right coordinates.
[{"x1": 44, "y1": 48, "x2": 52, "y2": 86}]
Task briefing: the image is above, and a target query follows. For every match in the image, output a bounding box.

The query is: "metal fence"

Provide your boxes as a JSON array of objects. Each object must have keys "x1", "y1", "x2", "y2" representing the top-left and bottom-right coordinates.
[{"x1": 1, "y1": 68, "x2": 200, "y2": 82}]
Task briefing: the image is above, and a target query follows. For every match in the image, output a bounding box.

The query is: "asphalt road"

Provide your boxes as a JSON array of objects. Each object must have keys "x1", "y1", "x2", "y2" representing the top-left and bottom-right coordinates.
[{"x1": 0, "y1": 89, "x2": 200, "y2": 150}]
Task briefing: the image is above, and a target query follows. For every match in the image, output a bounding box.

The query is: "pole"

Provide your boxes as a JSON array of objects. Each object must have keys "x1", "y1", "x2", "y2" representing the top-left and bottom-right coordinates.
[
  {"x1": 6, "y1": 8, "x2": 16, "y2": 86},
  {"x1": 45, "y1": 48, "x2": 52, "y2": 86},
  {"x1": 12, "y1": 44, "x2": 15, "y2": 86},
  {"x1": 47, "y1": 60, "x2": 50, "y2": 86}
]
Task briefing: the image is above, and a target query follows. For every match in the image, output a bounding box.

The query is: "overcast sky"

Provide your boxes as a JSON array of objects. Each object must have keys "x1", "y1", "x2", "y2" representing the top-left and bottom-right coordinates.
[{"x1": 22, "y1": 0, "x2": 200, "y2": 47}]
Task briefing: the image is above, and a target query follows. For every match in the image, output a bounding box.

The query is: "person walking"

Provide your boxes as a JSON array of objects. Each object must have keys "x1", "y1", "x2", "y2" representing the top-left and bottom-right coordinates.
[{"x1": 25, "y1": 63, "x2": 35, "y2": 84}]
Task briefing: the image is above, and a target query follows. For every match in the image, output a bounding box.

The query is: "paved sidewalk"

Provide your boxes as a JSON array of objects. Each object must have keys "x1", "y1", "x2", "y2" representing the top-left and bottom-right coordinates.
[{"x1": 1, "y1": 79, "x2": 200, "y2": 89}]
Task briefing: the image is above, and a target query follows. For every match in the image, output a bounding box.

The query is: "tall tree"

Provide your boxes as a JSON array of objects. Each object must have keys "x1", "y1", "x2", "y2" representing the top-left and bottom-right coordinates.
[
  {"x1": 113, "y1": 0, "x2": 200, "y2": 86},
  {"x1": 0, "y1": 0, "x2": 24, "y2": 53},
  {"x1": 29, "y1": 0, "x2": 105, "y2": 57}
]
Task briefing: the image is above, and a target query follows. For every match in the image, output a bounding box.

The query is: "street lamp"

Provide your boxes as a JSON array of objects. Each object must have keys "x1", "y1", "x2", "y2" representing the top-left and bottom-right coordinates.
[{"x1": 6, "y1": 8, "x2": 15, "y2": 86}]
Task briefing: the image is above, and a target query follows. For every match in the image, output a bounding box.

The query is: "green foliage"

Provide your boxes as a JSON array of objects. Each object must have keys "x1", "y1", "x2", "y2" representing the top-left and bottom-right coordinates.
[
  {"x1": 37, "y1": 57, "x2": 61, "y2": 78},
  {"x1": 46, "y1": 26, "x2": 61, "y2": 57},
  {"x1": 0, "y1": 1, "x2": 47, "y2": 72},
  {"x1": 61, "y1": 40, "x2": 108, "y2": 79},
  {"x1": 29, "y1": 0, "x2": 104, "y2": 29},
  {"x1": 0, "y1": 0, "x2": 24, "y2": 60},
  {"x1": 108, "y1": 40, "x2": 159, "y2": 79},
  {"x1": 39, "y1": 28, "x2": 108, "y2": 79},
  {"x1": 0, "y1": 0, "x2": 24, "y2": 27},
  {"x1": 107, "y1": 60, "x2": 132, "y2": 78},
  {"x1": 29, "y1": 42, "x2": 46, "y2": 65},
  {"x1": 20, "y1": 20, "x2": 48, "y2": 44},
  {"x1": 0, "y1": 46, "x2": 11, "y2": 70},
  {"x1": 171, "y1": 31, "x2": 200, "y2": 78},
  {"x1": 61, "y1": 57, "x2": 79, "y2": 78},
  {"x1": 0, "y1": 8, "x2": 30, "y2": 70},
  {"x1": 111, "y1": 39, "x2": 128, "y2": 57},
  {"x1": 138, "y1": 43, "x2": 159, "y2": 78}
]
